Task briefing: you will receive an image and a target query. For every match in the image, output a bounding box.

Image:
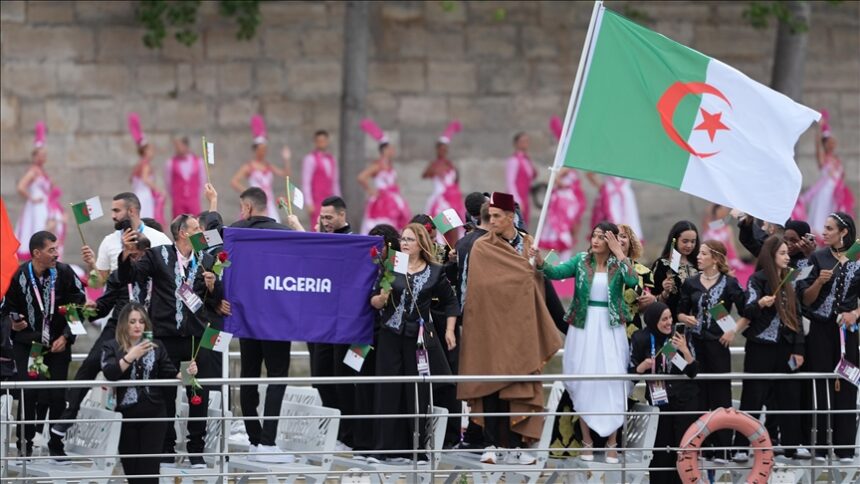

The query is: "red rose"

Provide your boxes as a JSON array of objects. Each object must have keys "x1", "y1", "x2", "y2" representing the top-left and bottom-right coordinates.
[
  {"x1": 28, "y1": 370, "x2": 38, "y2": 379},
  {"x1": 58, "y1": 306, "x2": 68, "y2": 316},
  {"x1": 370, "y1": 247, "x2": 379, "y2": 258},
  {"x1": 190, "y1": 395, "x2": 203, "y2": 406},
  {"x1": 218, "y1": 251, "x2": 228, "y2": 262},
  {"x1": 424, "y1": 223, "x2": 434, "y2": 233}
]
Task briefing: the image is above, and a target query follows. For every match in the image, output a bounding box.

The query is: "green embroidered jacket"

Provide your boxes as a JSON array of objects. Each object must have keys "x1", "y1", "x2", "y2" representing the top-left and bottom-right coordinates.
[{"x1": 542, "y1": 251, "x2": 638, "y2": 329}]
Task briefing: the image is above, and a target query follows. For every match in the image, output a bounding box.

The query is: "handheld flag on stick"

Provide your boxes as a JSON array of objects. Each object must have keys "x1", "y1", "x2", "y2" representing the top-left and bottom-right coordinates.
[
  {"x1": 189, "y1": 229, "x2": 223, "y2": 252},
  {"x1": 845, "y1": 240, "x2": 860, "y2": 262},
  {"x1": 708, "y1": 302, "x2": 737, "y2": 333},
  {"x1": 391, "y1": 250, "x2": 409, "y2": 275},
  {"x1": 432, "y1": 209, "x2": 464, "y2": 235},
  {"x1": 343, "y1": 344, "x2": 373, "y2": 372},
  {"x1": 199, "y1": 325, "x2": 232, "y2": 353},
  {"x1": 543, "y1": 250, "x2": 561, "y2": 268},
  {"x1": 286, "y1": 178, "x2": 304, "y2": 210},
  {"x1": 70, "y1": 196, "x2": 104, "y2": 246}
]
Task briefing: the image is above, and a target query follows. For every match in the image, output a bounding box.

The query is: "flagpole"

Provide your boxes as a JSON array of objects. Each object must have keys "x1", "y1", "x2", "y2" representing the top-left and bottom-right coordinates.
[
  {"x1": 285, "y1": 176, "x2": 294, "y2": 216},
  {"x1": 532, "y1": 0, "x2": 604, "y2": 259},
  {"x1": 201, "y1": 136, "x2": 211, "y2": 184}
]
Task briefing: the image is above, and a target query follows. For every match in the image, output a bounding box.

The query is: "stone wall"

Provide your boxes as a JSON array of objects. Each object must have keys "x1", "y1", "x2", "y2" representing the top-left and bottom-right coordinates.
[{"x1": 1, "y1": 1, "x2": 858, "y2": 262}]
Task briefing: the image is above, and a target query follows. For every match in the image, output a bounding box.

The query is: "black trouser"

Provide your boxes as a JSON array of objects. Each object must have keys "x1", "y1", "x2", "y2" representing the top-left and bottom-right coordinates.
[
  {"x1": 734, "y1": 341, "x2": 802, "y2": 455},
  {"x1": 805, "y1": 320, "x2": 858, "y2": 458},
  {"x1": 119, "y1": 400, "x2": 168, "y2": 484},
  {"x1": 352, "y1": 334, "x2": 378, "y2": 452},
  {"x1": 12, "y1": 342, "x2": 70, "y2": 449},
  {"x1": 158, "y1": 336, "x2": 210, "y2": 455},
  {"x1": 651, "y1": 398, "x2": 698, "y2": 484},
  {"x1": 309, "y1": 342, "x2": 355, "y2": 446},
  {"x1": 694, "y1": 338, "x2": 732, "y2": 459},
  {"x1": 373, "y1": 329, "x2": 431, "y2": 457},
  {"x1": 437, "y1": 325, "x2": 463, "y2": 445},
  {"x1": 54, "y1": 325, "x2": 116, "y2": 433},
  {"x1": 239, "y1": 338, "x2": 291, "y2": 446},
  {"x1": 482, "y1": 392, "x2": 523, "y2": 449}
]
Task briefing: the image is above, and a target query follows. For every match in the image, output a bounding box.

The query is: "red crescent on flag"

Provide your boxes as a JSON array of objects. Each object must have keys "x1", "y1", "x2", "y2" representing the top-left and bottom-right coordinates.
[{"x1": 657, "y1": 82, "x2": 732, "y2": 158}]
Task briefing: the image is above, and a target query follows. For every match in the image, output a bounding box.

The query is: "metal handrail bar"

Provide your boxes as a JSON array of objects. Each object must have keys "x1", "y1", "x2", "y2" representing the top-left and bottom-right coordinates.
[{"x1": 0, "y1": 371, "x2": 842, "y2": 389}]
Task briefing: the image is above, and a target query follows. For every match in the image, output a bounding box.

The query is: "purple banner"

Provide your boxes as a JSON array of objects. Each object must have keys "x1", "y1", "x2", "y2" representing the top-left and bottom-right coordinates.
[{"x1": 223, "y1": 227, "x2": 380, "y2": 344}]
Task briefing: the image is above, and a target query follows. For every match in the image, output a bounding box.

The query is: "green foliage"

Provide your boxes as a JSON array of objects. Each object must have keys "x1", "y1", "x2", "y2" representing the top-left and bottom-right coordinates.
[
  {"x1": 743, "y1": 1, "x2": 811, "y2": 33},
  {"x1": 137, "y1": 0, "x2": 260, "y2": 49}
]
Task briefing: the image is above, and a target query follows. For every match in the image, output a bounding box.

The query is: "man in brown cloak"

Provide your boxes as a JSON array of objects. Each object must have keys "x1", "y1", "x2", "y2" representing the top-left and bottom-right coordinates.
[{"x1": 457, "y1": 192, "x2": 563, "y2": 465}]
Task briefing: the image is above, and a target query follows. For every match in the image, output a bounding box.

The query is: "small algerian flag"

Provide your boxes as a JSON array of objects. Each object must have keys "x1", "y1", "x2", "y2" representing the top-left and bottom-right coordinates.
[
  {"x1": 29, "y1": 342, "x2": 43, "y2": 358},
  {"x1": 845, "y1": 240, "x2": 860, "y2": 262},
  {"x1": 543, "y1": 250, "x2": 561, "y2": 267},
  {"x1": 708, "y1": 303, "x2": 736, "y2": 333},
  {"x1": 343, "y1": 344, "x2": 373, "y2": 372},
  {"x1": 559, "y1": 5, "x2": 820, "y2": 224},
  {"x1": 199, "y1": 326, "x2": 232, "y2": 352},
  {"x1": 391, "y1": 250, "x2": 408, "y2": 275},
  {"x1": 288, "y1": 181, "x2": 304, "y2": 210},
  {"x1": 206, "y1": 142, "x2": 215, "y2": 165},
  {"x1": 659, "y1": 341, "x2": 675, "y2": 356},
  {"x1": 71, "y1": 197, "x2": 104, "y2": 224},
  {"x1": 432, "y1": 208, "x2": 464, "y2": 234},
  {"x1": 669, "y1": 246, "x2": 682, "y2": 273},
  {"x1": 189, "y1": 229, "x2": 223, "y2": 252}
]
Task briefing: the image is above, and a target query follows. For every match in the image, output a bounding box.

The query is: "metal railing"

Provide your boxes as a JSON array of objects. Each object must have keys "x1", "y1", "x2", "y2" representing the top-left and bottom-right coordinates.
[{"x1": 1, "y1": 371, "x2": 858, "y2": 483}]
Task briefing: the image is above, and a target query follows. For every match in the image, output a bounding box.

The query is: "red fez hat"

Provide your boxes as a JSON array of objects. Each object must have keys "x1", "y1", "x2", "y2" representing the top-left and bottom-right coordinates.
[{"x1": 489, "y1": 192, "x2": 515, "y2": 212}]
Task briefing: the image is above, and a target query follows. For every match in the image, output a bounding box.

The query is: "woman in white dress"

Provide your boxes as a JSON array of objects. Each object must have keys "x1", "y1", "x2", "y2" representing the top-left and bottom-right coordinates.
[
  {"x1": 532, "y1": 221, "x2": 637, "y2": 463},
  {"x1": 15, "y1": 121, "x2": 65, "y2": 259},
  {"x1": 127, "y1": 113, "x2": 165, "y2": 225}
]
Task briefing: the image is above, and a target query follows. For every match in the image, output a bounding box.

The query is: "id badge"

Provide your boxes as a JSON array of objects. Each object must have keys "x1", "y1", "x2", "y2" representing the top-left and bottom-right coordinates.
[
  {"x1": 416, "y1": 348, "x2": 430, "y2": 376},
  {"x1": 648, "y1": 381, "x2": 669, "y2": 406},
  {"x1": 835, "y1": 358, "x2": 860, "y2": 387},
  {"x1": 178, "y1": 282, "x2": 203, "y2": 313}
]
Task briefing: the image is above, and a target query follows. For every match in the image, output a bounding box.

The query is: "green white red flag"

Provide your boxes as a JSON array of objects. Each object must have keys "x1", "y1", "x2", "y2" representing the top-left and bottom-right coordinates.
[
  {"x1": 71, "y1": 197, "x2": 104, "y2": 224},
  {"x1": 432, "y1": 208, "x2": 464, "y2": 234},
  {"x1": 199, "y1": 326, "x2": 232, "y2": 352},
  {"x1": 556, "y1": 3, "x2": 820, "y2": 224}
]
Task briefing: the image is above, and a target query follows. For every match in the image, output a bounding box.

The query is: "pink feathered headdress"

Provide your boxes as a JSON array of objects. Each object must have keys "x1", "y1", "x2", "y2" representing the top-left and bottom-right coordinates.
[
  {"x1": 251, "y1": 115, "x2": 267, "y2": 145},
  {"x1": 438, "y1": 120, "x2": 462, "y2": 144},
  {"x1": 360, "y1": 118, "x2": 388, "y2": 144},
  {"x1": 127, "y1": 113, "x2": 147, "y2": 147},
  {"x1": 549, "y1": 116, "x2": 563, "y2": 142},
  {"x1": 820, "y1": 108, "x2": 831, "y2": 138},
  {"x1": 33, "y1": 121, "x2": 46, "y2": 149}
]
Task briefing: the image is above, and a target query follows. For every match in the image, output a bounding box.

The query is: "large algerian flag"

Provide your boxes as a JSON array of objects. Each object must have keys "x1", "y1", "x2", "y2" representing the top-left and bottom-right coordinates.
[{"x1": 558, "y1": 4, "x2": 820, "y2": 224}]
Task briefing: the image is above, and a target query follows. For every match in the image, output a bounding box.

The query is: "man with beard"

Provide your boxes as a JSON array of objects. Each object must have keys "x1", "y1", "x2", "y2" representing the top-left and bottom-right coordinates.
[
  {"x1": 87, "y1": 192, "x2": 172, "y2": 288},
  {"x1": 1, "y1": 231, "x2": 86, "y2": 458},
  {"x1": 48, "y1": 235, "x2": 152, "y2": 459}
]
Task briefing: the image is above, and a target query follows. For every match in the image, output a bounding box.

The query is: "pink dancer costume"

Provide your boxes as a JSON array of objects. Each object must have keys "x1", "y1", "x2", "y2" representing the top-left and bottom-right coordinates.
[
  {"x1": 15, "y1": 122, "x2": 65, "y2": 259},
  {"x1": 540, "y1": 116, "x2": 587, "y2": 259},
  {"x1": 360, "y1": 119, "x2": 411, "y2": 234},
  {"x1": 127, "y1": 113, "x2": 165, "y2": 226},
  {"x1": 796, "y1": 110, "x2": 855, "y2": 237},
  {"x1": 506, "y1": 147, "x2": 536, "y2": 227},
  {"x1": 425, "y1": 121, "x2": 464, "y2": 220},
  {"x1": 591, "y1": 176, "x2": 643, "y2": 240},
  {"x1": 165, "y1": 150, "x2": 203, "y2": 219},
  {"x1": 302, "y1": 149, "x2": 341, "y2": 229},
  {"x1": 247, "y1": 115, "x2": 280, "y2": 222}
]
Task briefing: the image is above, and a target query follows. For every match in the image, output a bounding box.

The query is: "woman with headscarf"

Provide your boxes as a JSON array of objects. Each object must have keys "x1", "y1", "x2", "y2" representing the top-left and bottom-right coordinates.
[
  {"x1": 629, "y1": 301, "x2": 698, "y2": 484},
  {"x1": 795, "y1": 212, "x2": 859, "y2": 463},
  {"x1": 783, "y1": 219, "x2": 816, "y2": 270}
]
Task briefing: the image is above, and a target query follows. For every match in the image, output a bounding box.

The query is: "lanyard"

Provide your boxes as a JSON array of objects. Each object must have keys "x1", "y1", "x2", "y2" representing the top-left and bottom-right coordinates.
[
  {"x1": 28, "y1": 263, "x2": 56, "y2": 320},
  {"x1": 840, "y1": 325, "x2": 847, "y2": 357},
  {"x1": 650, "y1": 334, "x2": 667, "y2": 374},
  {"x1": 178, "y1": 253, "x2": 198, "y2": 283}
]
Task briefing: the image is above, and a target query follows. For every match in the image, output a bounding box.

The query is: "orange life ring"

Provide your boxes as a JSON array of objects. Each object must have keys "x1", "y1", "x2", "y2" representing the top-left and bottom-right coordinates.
[{"x1": 676, "y1": 407, "x2": 774, "y2": 484}]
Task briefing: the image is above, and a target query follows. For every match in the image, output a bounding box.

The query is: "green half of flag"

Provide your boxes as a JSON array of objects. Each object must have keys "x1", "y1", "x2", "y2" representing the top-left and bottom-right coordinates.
[
  {"x1": 845, "y1": 240, "x2": 860, "y2": 262},
  {"x1": 564, "y1": 9, "x2": 709, "y2": 189},
  {"x1": 71, "y1": 197, "x2": 101, "y2": 224},
  {"x1": 544, "y1": 250, "x2": 561, "y2": 267},
  {"x1": 708, "y1": 303, "x2": 729, "y2": 321},
  {"x1": 189, "y1": 232, "x2": 208, "y2": 252},
  {"x1": 659, "y1": 341, "x2": 675, "y2": 356},
  {"x1": 30, "y1": 342, "x2": 43, "y2": 357},
  {"x1": 349, "y1": 344, "x2": 372, "y2": 358},
  {"x1": 199, "y1": 326, "x2": 221, "y2": 350},
  {"x1": 432, "y1": 213, "x2": 454, "y2": 234}
]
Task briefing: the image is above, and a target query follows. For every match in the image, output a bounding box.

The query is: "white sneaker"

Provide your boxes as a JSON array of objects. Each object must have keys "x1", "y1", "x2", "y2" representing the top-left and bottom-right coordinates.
[
  {"x1": 508, "y1": 449, "x2": 536, "y2": 465},
  {"x1": 733, "y1": 451, "x2": 749, "y2": 463},
  {"x1": 335, "y1": 440, "x2": 353, "y2": 452},
  {"x1": 365, "y1": 456, "x2": 381, "y2": 464},
  {"x1": 254, "y1": 444, "x2": 295, "y2": 464},
  {"x1": 839, "y1": 456, "x2": 855, "y2": 464},
  {"x1": 480, "y1": 446, "x2": 499, "y2": 464},
  {"x1": 794, "y1": 448, "x2": 812, "y2": 460}
]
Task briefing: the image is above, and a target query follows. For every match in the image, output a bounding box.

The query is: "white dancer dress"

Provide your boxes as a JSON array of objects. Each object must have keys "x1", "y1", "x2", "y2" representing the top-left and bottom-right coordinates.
[
  {"x1": 248, "y1": 166, "x2": 280, "y2": 223},
  {"x1": 132, "y1": 176, "x2": 154, "y2": 219},
  {"x1": 563, "y1": 272, "x2": 630, "y2": 437},
  {"x1": 14, "y1": 174, "x2": 50, "y2": 258}
]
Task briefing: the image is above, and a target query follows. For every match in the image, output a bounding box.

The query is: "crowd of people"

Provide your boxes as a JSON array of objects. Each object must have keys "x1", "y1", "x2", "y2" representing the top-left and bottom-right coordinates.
[{"x1": 1, "y1": 113, "x2": 857, "y2": 484}]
